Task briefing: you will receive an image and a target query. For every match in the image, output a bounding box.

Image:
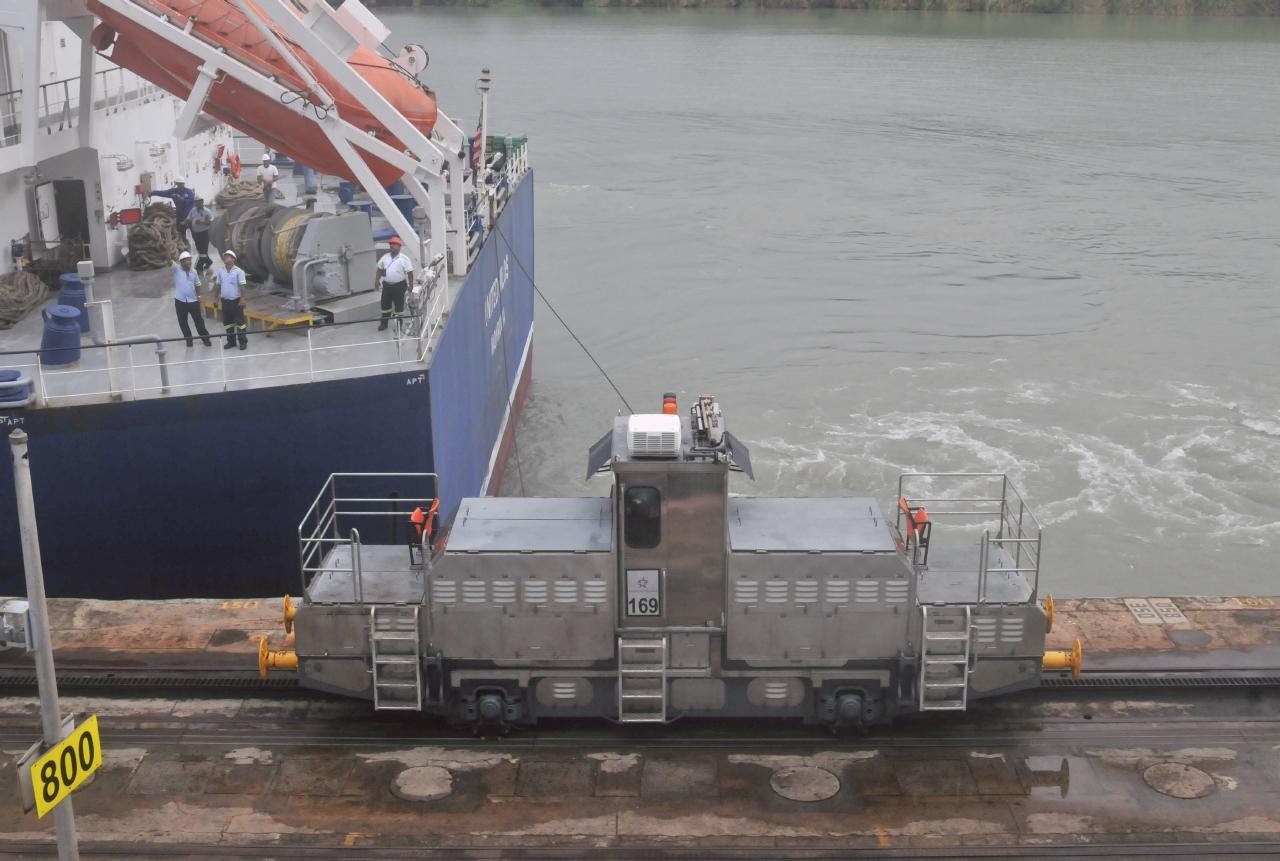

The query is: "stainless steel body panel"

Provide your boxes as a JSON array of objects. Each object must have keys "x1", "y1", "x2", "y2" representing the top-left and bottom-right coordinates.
[
  {"x1": 447, "y1": 497, "x2": 612, "y2": 553},
  {"x1": 726, "y1": 552, "x2": 913, "y2": 662},
  {"x1": 728, "y1": 498, "x2": 897, "y2": 553},
  {"x1": 428, "y1": 551, "x2": 615, "y2": 661}
]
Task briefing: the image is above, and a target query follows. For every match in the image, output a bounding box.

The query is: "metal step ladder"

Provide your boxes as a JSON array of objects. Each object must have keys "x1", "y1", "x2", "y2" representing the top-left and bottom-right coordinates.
[
  {"x1": 617, "y1": 637, "x2": 667, "y2": 723},
  {"x1": 919, "y1": 605, "x2": 972, "y2": 712},
  {"x1": 370, "y1": 605, "x2": 422, "y2": 711}
]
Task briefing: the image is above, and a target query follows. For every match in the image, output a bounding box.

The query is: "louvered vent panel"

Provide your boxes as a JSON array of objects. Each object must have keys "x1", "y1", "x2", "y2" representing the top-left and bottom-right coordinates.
[
  {"x1": 824, "y1": 579, "x2": 850, "y2": 604},
  {"x1": 855, "y1": 580, "x2": 880, "y2": 603},
  {"x1": 462, "y1": 580, "x2": 487, "y2": 603},
  {"x1": 764, "y1": 681, "x2": 790, "y2": 702},
  {"x1": 630, "y1": 430, "x2": 680, "y2": 456},
  {"x1": 491, "y1": 580, "x2": 517, "y2": 603},
  {"x1": 764, "y1": 580, "x2": 789, "y2": 603},
  {"x1": 553, "y1": 681, "x2": 579, "y2": 701},
  {"x1": 885, "y1": 581, "x2": 909, "y2": 603},
  {"x1": 974, "y1": 617, "x2": 997, "y2": 644},
  {"x1": 432, "y1": 580, "x2": 456, "y2": 604},
  {"x1": 583, "y1": 580, "x2": 608, "y2": 603},
  {"x1": 794, "y1": 580, "x2": 819, "y2": 603},
  {"x1": 1000, "y1": 618, "x2": 1025, "y2": 643},
  {"x1": 553, "y1": 580, "x2": 579, "y2": 603},
  {"x1": 734, "y1": 580, "x2": 759, "y2": 603},
  {"x1": 522, "y1": 580, "x2": 548, "y2": 604}
]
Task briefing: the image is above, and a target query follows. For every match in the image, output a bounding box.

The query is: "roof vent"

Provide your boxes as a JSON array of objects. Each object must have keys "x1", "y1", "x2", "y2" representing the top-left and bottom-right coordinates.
[{"x1": 627, "y1": 414, "x2": 681, "y2": 459}]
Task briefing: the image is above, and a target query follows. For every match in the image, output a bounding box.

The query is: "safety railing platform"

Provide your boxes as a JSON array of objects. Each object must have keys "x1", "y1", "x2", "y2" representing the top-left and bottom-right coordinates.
[
  {"x1": 299, "y1": 473, "x2": 439, "y2": 606},
  {"x1": 896, "y1": 473, "x2": 1042, "y2": 604}
]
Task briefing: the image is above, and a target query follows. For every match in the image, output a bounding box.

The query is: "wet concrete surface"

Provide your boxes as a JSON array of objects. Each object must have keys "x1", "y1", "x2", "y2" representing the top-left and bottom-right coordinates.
[{"x1": 0, "y1": 688, "x2": 1277, "y2": 854}]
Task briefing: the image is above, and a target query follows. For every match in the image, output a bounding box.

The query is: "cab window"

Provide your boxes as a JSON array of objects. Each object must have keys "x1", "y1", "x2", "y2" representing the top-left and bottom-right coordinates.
[{"x1": 624, "y1": 486, "x2": 661, "y2": 549}]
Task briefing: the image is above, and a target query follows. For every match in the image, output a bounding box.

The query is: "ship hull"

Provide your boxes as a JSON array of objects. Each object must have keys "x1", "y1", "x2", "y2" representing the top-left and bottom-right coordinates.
[{"x1": 0, "y1": 174, "x2": 535, "y2": 599}]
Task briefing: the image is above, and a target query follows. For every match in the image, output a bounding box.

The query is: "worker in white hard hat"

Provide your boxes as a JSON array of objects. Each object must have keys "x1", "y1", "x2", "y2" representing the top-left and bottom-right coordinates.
[
  {"x1": 151, "y1": 175, "x2": 196, "y2": 246},
  {"x1": 256, "y1": 153, "x2": 279, "y2": 205},
  {"x1": 164, "y1": 240, "x2": 213, "y2": 348},
  {"x1": 214, "y1": 249, "x2": 250, "y2": 350},
  {"x1": 374, "y1": 236, "x2": 414, "y2": 332}
]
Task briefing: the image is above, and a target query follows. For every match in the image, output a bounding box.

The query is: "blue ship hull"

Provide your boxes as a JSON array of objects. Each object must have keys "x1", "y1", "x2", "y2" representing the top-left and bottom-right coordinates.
[{"x1": 0, "y1": 175, "x2": 535, "y2": 600}]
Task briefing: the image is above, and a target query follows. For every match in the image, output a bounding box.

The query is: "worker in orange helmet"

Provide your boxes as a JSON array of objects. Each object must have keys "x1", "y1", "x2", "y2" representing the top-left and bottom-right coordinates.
[{"x1": 374, "y1": 236, "x2": 414, "y2": 332}]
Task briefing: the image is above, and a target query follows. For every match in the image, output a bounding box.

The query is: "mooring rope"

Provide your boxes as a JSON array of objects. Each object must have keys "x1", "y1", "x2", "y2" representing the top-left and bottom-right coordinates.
[
  {"x1": 127, "y1": 203, "x2": 189, "y2": 271},
  {"x1": 0, "y1": 271, "x2": 51, "y2": 330}
]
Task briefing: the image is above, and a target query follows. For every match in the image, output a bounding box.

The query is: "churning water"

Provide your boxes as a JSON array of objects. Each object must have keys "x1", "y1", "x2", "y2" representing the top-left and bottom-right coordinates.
[{"x1": 386, "y1": 9, "x2": 1280, "y2": 597}]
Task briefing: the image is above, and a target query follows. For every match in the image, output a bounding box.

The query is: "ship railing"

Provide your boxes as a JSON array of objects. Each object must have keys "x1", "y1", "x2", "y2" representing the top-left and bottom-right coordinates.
[
  {"x1": 0, "y1": 313, "x2": 431, "y2": 407},
  {"x1": 895, "y1": 473, "x2": 1042, "y2": 603},
  {"x1": 298, "y1": 473, "x2": 440, "y2": 604},
  {"x1": 93, "y1": 66, "x2": 165, "y2": 115},
  {"x1": 408, "y1": 261, "x2": 450, "y2": 364},
  {"x1": 37, "y1": 77, "x2": 79, "y2": 134},
  {"x1": 33, "y1": 67, "x2": 166, "y2": 135},
  {"x1": 0, "y1": 88, "x2": 20, "y2": 149},
  {"x1": 510, "y1": 142, "x2": 530, "y2": 181}
]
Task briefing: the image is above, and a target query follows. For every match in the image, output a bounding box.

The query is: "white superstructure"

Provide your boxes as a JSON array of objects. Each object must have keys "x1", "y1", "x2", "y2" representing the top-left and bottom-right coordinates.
[{"x1": 0, "y1": 0, "x2": 234, "y2": 274}]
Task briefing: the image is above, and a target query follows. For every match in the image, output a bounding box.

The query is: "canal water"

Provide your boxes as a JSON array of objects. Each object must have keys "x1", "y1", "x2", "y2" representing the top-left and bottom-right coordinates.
[{"x1": 386, "y1": 9, "x2": 1280, "y2": 598}]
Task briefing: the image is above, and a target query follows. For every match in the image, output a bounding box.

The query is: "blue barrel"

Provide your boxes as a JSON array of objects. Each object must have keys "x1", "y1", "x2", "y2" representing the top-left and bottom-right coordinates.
[
  {"x1": 389, "y1": 194, "x2": 416, "y2": 227},
  {"x1": 349, "y1": 200, "x2": 373, "y2": 221},
  {"x1": 39, "y1": 305, "x2": 83, "y2": 369},
  {"x1": 384, "y1": 180, "x2": 404, "y2": 196},
  {"x1": 337, "y1": 181, "x2": 356, "y2": 206},
  {"x1": 57, "y1": 273, "x2": 90, "y2": 336},
  {"x1": 0, "y1": 369, "x2": 30, "y2": 406}
]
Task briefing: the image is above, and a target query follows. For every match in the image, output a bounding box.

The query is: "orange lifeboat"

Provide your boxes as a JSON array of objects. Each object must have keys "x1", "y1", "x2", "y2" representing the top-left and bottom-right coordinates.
[{"x1": 87, "y1": 0, "x2": 437, "y2": 186}]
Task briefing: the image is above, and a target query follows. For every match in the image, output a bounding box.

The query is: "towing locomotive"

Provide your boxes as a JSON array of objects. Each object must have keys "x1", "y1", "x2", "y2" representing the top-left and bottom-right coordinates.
[{"x1": 265, "y1": 394, "x2": 1080, "y2": 731}]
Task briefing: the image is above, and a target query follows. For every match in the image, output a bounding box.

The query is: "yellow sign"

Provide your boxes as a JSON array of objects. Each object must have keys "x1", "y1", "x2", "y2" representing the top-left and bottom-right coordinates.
[{"x1": 30, "y1": 715, "x2": 100, "y2": 817}]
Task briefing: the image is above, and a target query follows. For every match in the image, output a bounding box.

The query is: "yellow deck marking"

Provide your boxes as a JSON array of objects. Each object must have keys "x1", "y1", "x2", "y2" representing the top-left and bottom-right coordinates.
[{"x1": 876, "y1": 824, "x2": 890, "y2": 847}]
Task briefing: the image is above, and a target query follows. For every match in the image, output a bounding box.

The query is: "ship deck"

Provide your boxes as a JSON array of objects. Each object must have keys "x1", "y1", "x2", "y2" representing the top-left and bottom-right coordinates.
[{"x1": 0, "y1": 172, "x2": 448, "y2": 407}]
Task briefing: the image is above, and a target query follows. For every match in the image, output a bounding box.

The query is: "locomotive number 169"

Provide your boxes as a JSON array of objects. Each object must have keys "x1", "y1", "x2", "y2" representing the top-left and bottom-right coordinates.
[{"x1": 625, "y1": 569, "x2": 661, "y2": 617}]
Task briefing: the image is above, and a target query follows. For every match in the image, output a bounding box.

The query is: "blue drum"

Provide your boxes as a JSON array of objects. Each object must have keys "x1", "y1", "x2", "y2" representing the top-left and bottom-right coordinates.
[
  {"x1": 57, "y1": 273, "x2": 90, "y2": 336},
  {"x1": 0, "y1": 369, "x2": 31, "y2": 406},
  {"x1": 389, "y1": 194, "x2": 416, "y2": 226},
  {"x1": 39, "y1": 305, "x2": 83, "y2": 369}
]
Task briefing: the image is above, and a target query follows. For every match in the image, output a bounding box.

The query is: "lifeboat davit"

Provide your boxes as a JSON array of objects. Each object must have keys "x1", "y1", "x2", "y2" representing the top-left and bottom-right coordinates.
[{"x1": 87, "y1": 0, "x2": 437, "y2": 187}]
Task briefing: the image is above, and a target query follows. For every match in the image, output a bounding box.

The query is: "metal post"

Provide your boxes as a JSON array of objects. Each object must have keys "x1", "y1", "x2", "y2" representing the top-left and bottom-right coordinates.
[
  {"x1": 9, "y1": 431, "x2": 80, "y2": 861},
  {"x1": 76, "y1": 30, "x2": 95, "y2": 149}
]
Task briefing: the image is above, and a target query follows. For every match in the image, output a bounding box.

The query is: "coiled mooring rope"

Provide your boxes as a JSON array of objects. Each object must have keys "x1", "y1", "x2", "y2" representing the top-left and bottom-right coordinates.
[
  {"x1": 216, "y1": 179, "x2": 264, "y2": 207},
  {"x1": 127, "y1": 203, "x2": 189, "y2": 271},
  {"x1": 0, "y1": 270, "x2": 51, "y2": 330}
]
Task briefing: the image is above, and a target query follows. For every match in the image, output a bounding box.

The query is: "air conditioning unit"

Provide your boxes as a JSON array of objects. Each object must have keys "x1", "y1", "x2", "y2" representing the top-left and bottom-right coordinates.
[{"x1": 627, "y1": 414, "x2": 681, "y2": 459}]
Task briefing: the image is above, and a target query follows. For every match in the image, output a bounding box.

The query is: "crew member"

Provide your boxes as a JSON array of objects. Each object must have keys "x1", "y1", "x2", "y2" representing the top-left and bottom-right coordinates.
[
  {"x1": 374, "y1": 236, "x2": 414, "y2": 331},
  {"x1": 164, "y1": 241, "x2": 212, "y2": 348},
  {"x1": 189, "y1": 197, "x2": 214, "y2": 272},
  {"x1": 151, "y1": 176, "x2": 195, "y2": 243},
  {"x1": 215, "y1": 250, "x2": 249, "y2": 350},
  {"x1": 257, "y1": 153, "x2": 279, "y2": 204}
]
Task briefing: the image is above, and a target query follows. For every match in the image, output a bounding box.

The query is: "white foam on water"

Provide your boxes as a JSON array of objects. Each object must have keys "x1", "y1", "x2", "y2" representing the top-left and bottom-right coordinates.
[{"x1": 750, "y1": 381, "x2": 1280, "y2": 550}]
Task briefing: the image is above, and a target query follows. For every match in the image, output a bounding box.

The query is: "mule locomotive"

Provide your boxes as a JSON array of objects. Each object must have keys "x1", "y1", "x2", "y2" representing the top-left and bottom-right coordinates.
[{"x1": 265, "y1": 394, "x2": 1080, "y2": 732}]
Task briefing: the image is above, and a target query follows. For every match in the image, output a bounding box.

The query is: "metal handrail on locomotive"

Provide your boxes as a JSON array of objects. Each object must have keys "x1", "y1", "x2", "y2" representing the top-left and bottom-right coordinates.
[{"x1": 271, "y1": 394, "x2": 1081, "y2": 731}]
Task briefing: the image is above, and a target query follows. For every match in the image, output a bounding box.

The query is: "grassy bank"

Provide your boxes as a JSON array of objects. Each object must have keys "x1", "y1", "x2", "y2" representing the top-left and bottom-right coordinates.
[{"x1": 365, "y1": 0, "x2": 1279, "y2": 13}]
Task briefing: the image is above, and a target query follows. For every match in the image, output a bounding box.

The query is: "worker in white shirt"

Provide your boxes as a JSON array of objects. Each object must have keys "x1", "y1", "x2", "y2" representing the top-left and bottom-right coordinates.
[
  {"x1": 215, "y1": 249, "x2": 250, "y2": 350},
  {"x1": 164, "y1": 242, "x2": 213, "y2": 348},
  {"x1": 256, "y1": 153, "x2": 279, "y2": 204},
  {"x1": 374, "y1": 236, "x2": 414, "y2": 331}
]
